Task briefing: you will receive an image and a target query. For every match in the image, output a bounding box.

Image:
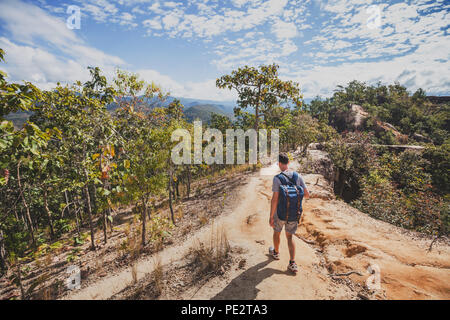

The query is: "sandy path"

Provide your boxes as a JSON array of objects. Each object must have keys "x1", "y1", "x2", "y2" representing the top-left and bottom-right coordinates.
[{"x1": 65, "y1": 162, "x2": 450, "y2": 300}]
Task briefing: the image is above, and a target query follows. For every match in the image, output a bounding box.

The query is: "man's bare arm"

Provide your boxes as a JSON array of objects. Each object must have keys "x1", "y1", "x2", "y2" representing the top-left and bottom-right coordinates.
[
  {"x1": 303, "y1": 187, "x2": 310, "y2": 198},
  {"x1": 270, "y1": 192, "x2": 279, "y2": 227},
  {"x1": 270, "y1": 192, "x2": 279, "y2": 217}
]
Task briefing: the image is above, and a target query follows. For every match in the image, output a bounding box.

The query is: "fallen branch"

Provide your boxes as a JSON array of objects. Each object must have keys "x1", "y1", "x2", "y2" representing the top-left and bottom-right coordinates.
[{"x1": 329, "y1": 271, "x2": 363, "y2": 277}]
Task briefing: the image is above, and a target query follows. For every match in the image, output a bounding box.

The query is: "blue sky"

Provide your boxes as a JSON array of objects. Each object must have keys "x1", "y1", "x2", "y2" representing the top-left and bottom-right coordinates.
[{"x1": 0, "y1": 0, "x2": 448, "y2": 101}]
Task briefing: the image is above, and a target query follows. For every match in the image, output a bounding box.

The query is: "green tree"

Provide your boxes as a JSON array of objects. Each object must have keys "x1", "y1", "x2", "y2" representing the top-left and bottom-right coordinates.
[
  {"x1": 0, "y1": 48, "x2": 54, "y2": 269},
  {"x1": 216, "y1": 63, "x2": 302, "y2": 131},
  {"x1": 113, "y1": 70, "x2": 170, "y2": 246}
]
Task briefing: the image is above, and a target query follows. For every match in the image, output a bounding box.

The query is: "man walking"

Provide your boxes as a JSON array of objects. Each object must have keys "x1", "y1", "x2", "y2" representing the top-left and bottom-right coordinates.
[{"x1": 269, "y1": 153, "x2": 309, "y2": 273}]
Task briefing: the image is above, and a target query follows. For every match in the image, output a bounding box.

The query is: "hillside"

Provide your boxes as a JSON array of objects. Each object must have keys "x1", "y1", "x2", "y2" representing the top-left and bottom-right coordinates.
[
  {"x1": 61, "y1": 155, "x2": 449, "y2": 300},
  {"x1": 1, "y1": 146, "x2": 448, "y2": 300},
  {"x1": 184, "y1": 104, "x2": 234, "y2": 123}
]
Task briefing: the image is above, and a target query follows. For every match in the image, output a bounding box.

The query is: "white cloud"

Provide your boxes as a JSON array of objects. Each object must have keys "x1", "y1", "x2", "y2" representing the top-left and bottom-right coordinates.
[
  {"x1": 289, "y1": 0, "x2": 449, "y2": 98},
  {"x1": 137, "y1": 69, "x2": 237, "y2": 101},
  {"x1": 285, "y1": 38, "x2": 450, "y2": 98},
  {"x1": 311, "y1": 0, "x2": 449, "y2": 63},
  {"x1": 143, "y1": 17, "x2": 163, "y2": 30},
  {"x1": 231, "y1": 0, "x2": 254, "y2": 8},
  {"x1": 148, "y1": 2, "x2": 165, "y2": 14},
  {"x1": 0, "y1": 37, "x2": 87, "y2": 90},
  {"x1": 164, "y1": 2, "x2": 181, "y2": 8},
  {"x1": 121, "y1": 12, "x2": 135, "y2": 21},
  {"x1": 141, "y1": 0, "x2": 291, "y2": 38},
  {"x1": 162, "y1": 11, "x2": 181, "y2": 29},
  {"x1": 81, "y1": 0, "x2": 119, "y2": 22},
  {"x1": 110, "y1": 12, "x2": 138, "y2": 27},
  {"x1": 131, "y1": 6, "x2": 146, "y2": 15},
  {"x1": 212, "y1": 35, "x2": 298, "y2": 71},
  {"x1": 0, "y1": 0, "x2": 124, "y2": 88},
  {"x1": 271, "y1": 19, "x2": 298, "y2": 39},
  {"x1": 1, "y1": 0, "x2": 448, "y2": 101}
]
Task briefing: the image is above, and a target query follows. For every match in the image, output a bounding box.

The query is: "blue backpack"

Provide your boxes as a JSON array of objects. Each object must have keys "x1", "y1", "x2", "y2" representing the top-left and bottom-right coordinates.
[{"x1": 276, "y1": 172, "x2": 304, "y2": 222}]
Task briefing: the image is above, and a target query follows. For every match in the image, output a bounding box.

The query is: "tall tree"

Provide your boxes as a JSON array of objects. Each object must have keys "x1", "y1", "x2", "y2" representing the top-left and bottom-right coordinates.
[
  {"x1": 113, "y1": 70, "x2": 169, "y2": 246},
  {"x1": 216, "y1": 63, "x2": 302, "y2": 131}
]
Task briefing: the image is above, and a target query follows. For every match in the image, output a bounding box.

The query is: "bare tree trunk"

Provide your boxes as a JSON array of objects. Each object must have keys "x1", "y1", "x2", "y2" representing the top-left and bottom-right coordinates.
[
  {"x1": 13, "y1": 206, "x2": 19, "y2": 221},
  {"x1": 102, "y1": 209, "x2": 108, "y2": 244},
  {"x1": 70, "y1": 192, "x2": 81, "y2": 236},
  {"x1": 74, "y1": 208, "x2": 81, "y2": 237},
  {"x1": 186, "y1": 166, "x2": 191, "y2": 200},
  {"x1": 168, "y1": 177, "x2": 175, "y2": 225},
  {"x1": 63, "y1": 191, "x2": 71, "y2": 218},
  {"x1": 255, "y1": 85, "x2": 261, "y2": 132},
  {"x1": 17, "y1": 162, "x2": 35, "y2": 247},
  {"x1": 175, "y1": 178, "x2": 180, "y2": 200},
  {"x1": 102, "y1": 177, "x2": 110, "y2": 243},
  {"x1": 108, "y1": 207, "x2": 113, "y2": 232},
  {"x1": 0, "y1": 229, "x2": 6, "y2": 275},
  {"x1": 43, "y1": 187, "x2": 55, "y2": 239},
  {"x1": 74, "y1": 192, "x2": 83, "y2": 225},
  {"x1": 84, "y1": 169, "x2": 96, "y2": 251},
  {"x1": 89, "y1": 182, "x2": 98, "y2": 217},
  {"x1": 141, "y1": 198, "x2": 147, "y2": 246}
]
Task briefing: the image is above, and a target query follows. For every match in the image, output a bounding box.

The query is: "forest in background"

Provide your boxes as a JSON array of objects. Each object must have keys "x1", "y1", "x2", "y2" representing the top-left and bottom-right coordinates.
[{"x1": 1, "y1": 48, "x2": 448, "y2": 295}]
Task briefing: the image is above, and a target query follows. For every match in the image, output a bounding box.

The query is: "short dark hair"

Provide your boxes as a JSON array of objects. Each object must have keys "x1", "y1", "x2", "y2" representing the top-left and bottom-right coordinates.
[{"x1": 279, "y1": 153, "x2": 289, "y2": 165}]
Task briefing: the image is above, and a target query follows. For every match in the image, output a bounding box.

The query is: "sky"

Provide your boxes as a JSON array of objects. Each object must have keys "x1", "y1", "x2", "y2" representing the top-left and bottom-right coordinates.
[{"x1": 0, "y1": 0, "x2": 448, "y2": 102}]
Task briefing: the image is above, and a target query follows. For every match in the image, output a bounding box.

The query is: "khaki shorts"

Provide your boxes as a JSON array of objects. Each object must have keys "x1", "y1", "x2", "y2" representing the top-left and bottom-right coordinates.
[{"x1": 273, "y1": 212, "x2": 298, "y2": 235}]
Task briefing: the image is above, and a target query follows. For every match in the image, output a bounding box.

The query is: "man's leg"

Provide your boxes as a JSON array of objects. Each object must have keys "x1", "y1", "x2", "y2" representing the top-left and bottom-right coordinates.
[
  {"x1": 286, "y1": 232, "x2": 295, "y2": 261},
  {"x1": 273, "y1": 231, "x2": 281, "y2": 253}
]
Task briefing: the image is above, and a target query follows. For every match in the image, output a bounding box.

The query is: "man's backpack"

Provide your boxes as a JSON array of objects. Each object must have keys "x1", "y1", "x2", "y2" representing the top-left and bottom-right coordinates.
[{"x1": 276, "y1": 172, "x2": 304, "y2": 222}]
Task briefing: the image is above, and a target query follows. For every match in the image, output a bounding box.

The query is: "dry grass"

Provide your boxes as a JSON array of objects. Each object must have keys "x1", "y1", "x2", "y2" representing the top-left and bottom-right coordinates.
[
  {"x1": 131, "y1": 263, "x2": 138, "y2": 284},
  {"x1": 176, "y1": 206, "x2": 184, "y2": 220},
  {"x1": 120, "y1": 220, "x2": 142, "y2": 261},
  {"x1": 123, "y1": 256, "x2": 164, "y2": 299},
  {"x1": 95, "y1": 258, "x2": 105, "y2": 276},
  {"x1": 189, "y1": 225, "x2": 231, "y2": 276},
  {"x1": 199, "y1": 212, "x2": 209, "y2": 226},
  {"x1": 152, "y1": 256, "x2": 164, "y2": 297}
]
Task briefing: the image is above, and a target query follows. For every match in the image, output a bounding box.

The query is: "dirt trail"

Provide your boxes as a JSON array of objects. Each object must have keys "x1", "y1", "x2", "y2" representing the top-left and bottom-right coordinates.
[{"x1": 65, "y1": 162, "x2": 450, "y2": 300}]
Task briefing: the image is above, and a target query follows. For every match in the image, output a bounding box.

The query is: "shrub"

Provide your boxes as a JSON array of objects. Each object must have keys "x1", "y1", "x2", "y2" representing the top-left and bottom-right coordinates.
[
  {"x1": 353, "y1": 178, "x2": 446, "y2": 235},
  {"x1": 325, "y1": 132, "x2": 376, "y2": 200},
  {"x1": 423, "y1": 142, "x2": 450, "y2": 195}
]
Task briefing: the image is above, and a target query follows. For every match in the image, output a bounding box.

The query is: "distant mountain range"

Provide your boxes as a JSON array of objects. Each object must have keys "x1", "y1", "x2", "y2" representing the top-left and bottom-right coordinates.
[
  {"x1": 184, "y1": 104, "x2": 235, "y2": 123},
  {"x1": 107, "y1": 96, "x2": 235, "y2": 123},
  {"x1": 4, "y1": 96, "x2": 328, "y2": 127},
  {"x1": 146, "y1": 96, "x2": 236, "y2": 123},
  {"x1": 5, "y1": 96, "x2": 237, "y2": 127}
]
